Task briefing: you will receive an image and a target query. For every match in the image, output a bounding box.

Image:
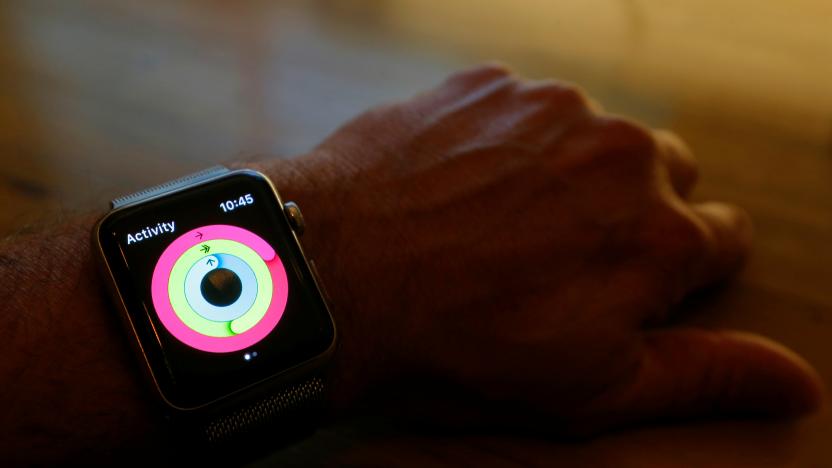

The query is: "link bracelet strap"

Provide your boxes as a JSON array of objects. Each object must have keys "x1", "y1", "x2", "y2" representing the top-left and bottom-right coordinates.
[{"x1": 111, "y1": 165, "x2": 230, "y2": 209}]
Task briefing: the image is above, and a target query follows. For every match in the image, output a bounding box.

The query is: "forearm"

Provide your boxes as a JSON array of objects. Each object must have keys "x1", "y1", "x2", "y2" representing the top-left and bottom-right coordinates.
[
  {"x1": 0, "y1": 157, "x2": 371, "y2": 463},
  {"x1": 0, "y1": 212, "x2": 157, "y2": 463}
]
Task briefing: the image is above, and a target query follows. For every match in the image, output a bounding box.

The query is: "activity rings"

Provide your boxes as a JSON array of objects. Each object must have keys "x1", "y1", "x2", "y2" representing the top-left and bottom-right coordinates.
[{"x1": 151, "y1": 225, "x2": 289, "y2": 353}]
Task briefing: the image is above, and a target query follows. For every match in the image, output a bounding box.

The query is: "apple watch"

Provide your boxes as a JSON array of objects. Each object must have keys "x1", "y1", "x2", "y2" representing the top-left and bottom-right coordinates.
[{"x1": 93, "y1": 166, "x2": 336, "y2": 446}]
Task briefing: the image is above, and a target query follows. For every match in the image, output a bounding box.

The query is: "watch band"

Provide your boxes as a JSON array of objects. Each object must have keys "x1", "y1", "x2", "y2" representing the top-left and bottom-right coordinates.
[
  {"x1": 111, "y1": 165, "x2": 230, "y2": 209},
  {"x1": 111, "y1": 166, "x2": 329, "y2": 445},
  {"x1": 202, "y1": 375, "x2": 326, "y2": 443}
]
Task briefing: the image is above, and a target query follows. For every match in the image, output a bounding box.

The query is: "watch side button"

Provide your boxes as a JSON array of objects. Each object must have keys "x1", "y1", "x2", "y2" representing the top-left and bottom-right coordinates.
[{"x1": 283, "y1": 201, "x2": 305, "y2": 236}]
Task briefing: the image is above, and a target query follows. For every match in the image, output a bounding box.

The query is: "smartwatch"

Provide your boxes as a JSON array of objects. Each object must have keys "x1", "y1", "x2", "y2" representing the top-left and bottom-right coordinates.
[{"x1": 93, "y1": 166, "x2": 336, "y2": 447}]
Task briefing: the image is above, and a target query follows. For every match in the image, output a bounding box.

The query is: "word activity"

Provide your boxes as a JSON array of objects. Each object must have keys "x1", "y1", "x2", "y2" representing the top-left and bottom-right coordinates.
[{"x1": 126, "y1": 221, "x2": 176, "y2": 245}]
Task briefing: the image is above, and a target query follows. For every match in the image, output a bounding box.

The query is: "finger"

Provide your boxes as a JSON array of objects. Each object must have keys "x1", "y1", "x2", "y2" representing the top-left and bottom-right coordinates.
[
  {"x1": 587, "y1": 328, "x2": 824, "y2": 428},
  {"x1": 688, "y1": 201, "x2": 754, "y2": 291},
  {"x1": 653, "y1": 129, "x2": 699, "y2": 198}
]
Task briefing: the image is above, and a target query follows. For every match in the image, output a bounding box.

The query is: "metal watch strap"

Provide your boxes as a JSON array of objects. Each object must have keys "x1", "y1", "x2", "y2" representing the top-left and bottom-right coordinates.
[
  {"x1": 202, "y1": 374, "x2": 327, "y2": 443},
  {"x1": 111, "y1": 165, "x2": 230, "y2": 209},
  {"x1": 111, "y1": 166, "x2": 328, "y2": 444}
]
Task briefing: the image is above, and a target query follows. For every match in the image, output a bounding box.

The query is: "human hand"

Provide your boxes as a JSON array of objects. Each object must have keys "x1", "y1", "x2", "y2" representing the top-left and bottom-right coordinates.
[{"x1": 268, "y1": 64, "x2": 823, "y2": 433}]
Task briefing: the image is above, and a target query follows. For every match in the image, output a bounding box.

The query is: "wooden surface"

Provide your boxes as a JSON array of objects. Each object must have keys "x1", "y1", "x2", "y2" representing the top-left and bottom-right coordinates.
[{"x1": 1, "y1": 0, "x2": 830, "y2": 466}]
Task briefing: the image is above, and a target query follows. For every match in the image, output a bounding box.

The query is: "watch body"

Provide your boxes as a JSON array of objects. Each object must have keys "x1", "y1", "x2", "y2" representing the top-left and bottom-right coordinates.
[{"x1": 93, "y1": 168, "x2": 336, "y2": 428}]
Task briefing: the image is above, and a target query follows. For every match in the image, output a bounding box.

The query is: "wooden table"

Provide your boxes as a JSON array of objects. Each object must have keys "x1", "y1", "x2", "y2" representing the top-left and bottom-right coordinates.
[{"x1": 1, "y1": 1, "x2": 830, "y2": 465}]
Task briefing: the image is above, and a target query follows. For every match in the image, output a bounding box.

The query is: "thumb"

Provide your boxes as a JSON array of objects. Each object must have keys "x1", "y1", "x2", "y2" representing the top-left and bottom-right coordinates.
[{"x1": 593, "y1": 329, "x2": 824, "y2": 425}]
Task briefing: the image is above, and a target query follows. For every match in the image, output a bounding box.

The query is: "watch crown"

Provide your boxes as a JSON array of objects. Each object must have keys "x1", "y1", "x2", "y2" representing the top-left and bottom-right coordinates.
[{"x1": 283, "y1": 201, "x2": 305, "y2": 236}]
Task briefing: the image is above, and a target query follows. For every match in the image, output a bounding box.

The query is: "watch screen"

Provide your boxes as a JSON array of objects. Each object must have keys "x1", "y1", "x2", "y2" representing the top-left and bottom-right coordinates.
[{"x1": 97, "y1": 171, "x2": 335, "y2": 409}]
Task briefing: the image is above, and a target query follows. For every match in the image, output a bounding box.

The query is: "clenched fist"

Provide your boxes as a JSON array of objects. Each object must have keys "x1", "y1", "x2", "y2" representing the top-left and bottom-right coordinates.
[{"x1": 258, "y1": 64, "x2": 823, "y2": 433}]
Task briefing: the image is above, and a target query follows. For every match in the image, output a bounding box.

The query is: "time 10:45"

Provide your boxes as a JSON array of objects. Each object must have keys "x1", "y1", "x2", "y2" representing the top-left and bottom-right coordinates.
[{"x1": 220, "y1": 194, "x2": 254, "y2": 212}]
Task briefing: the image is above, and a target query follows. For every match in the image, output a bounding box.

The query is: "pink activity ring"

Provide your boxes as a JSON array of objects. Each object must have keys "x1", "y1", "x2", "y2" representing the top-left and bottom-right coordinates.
[{"x1": 151, "y1": 224, "x2": 288, "y2": 353}]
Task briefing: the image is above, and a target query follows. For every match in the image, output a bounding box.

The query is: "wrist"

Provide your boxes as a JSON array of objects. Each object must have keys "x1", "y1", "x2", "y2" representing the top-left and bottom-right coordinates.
[{"x1": 233, "y1": 156, "x2": 387, "y2": 415}]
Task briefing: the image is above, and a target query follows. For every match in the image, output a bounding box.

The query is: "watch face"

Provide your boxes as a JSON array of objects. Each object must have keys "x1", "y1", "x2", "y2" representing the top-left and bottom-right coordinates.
[{"x1": 97, "y1": 171, "x2": 335, "y2": 409}]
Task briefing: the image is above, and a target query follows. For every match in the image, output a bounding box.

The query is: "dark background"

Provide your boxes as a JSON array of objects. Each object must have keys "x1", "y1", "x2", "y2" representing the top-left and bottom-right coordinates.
[{"x1": 0, "y1": 1, "x2": 830, "y2": 466}]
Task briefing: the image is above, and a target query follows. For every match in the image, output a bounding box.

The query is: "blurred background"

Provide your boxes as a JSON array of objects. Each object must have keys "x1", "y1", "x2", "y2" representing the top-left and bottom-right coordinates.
[{"x1": 1, "y1": 0, "x2": 830, "y2": 465}]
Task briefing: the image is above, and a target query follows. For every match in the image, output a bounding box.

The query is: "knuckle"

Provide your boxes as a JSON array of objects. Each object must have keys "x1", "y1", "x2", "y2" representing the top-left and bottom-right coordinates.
[
  {"x1": 656, "y1": 206, "x2": 710, "y2": 260},
  {"x1": 681, "y1": 155, "x2": 701, "y2": 184},
  {"x1": 470, "y1": 61, "x2": 513, "y2": 78},
  {"x1": 656, "y1": 129, "x2": 701, "y2": 184},
  {"x1": 521, "y1": 79, "x2": 591, "y2": 110},
  {"x1": 600, "y1": 117, "x2": 655, "y2": 149},
  {"x1": 590, "y1": 117, "x2": 658, "y2": 164},
  {"x1": 656, "y1": 129, "x2": 693, "y2": 158},
  {"x1": 448, "y1": 62, "x2": 513, "y2": 86}
]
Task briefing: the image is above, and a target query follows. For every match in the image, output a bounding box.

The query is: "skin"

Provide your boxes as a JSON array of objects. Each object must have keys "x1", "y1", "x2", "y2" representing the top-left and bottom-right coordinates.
[{"x1": 0, "y1": 64, "x2": 824, "y2": 464}]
